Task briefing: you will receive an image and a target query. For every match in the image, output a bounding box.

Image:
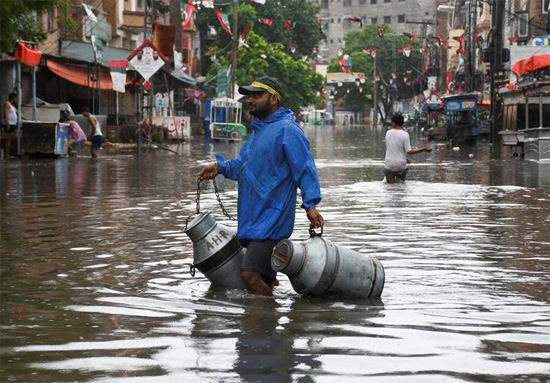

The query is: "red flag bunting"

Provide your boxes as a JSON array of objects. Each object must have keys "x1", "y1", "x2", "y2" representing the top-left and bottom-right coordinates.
[
  {"x1": 215, "y1": 9, "x2": 232, "y2": 35},
  {"x1": 181, "y1": 2, "x2": 195, "y2": 31}
]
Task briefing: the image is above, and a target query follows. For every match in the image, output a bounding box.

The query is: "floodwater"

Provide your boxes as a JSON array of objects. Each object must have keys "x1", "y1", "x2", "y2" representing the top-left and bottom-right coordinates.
[{"x1": 1, "y1": 125, "x2": 549, "y2": 383}]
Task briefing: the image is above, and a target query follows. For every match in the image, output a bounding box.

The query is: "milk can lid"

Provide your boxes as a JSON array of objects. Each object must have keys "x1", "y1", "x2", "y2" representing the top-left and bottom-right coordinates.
[
  {"x1": 185, "y1": 211, "x2": 215, "y2": 241},
  {"x1": 271, "y1": 239, "x2": 293, "y2": 272}
]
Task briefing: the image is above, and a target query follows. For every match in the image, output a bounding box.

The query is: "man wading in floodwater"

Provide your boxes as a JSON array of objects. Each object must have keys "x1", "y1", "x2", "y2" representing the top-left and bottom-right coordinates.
[{"x1": 198, "y1": 76, "x2": 324, "y2": 296}]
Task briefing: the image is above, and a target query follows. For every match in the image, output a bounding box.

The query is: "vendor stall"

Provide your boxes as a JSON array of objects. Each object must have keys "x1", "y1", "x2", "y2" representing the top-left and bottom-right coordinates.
[{"x1": 210, "y1": 97, "x2": 246, "y2": 141}]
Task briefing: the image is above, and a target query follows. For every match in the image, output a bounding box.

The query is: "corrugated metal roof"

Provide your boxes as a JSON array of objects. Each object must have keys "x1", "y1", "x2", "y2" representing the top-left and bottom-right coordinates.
[{"x1": 60, "y1": 40, "x2": 132, "y2": 66}]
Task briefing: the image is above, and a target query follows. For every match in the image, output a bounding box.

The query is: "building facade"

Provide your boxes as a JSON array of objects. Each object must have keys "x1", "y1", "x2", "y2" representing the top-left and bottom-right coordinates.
[{"x1": 316, "y1": 0, "x2": 438, "y2": 62}]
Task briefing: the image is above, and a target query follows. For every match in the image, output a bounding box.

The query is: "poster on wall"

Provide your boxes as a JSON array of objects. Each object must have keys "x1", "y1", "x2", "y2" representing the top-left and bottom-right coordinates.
[
  {"x1": 127, "y1": 38, "x2": 168, "y2": 82},
  {"x1": 151, "y1": 116, "x2": 191, "y2": 140},
  {"x1": 55, "y1": 123, "x2": 70, "y2": 155}
]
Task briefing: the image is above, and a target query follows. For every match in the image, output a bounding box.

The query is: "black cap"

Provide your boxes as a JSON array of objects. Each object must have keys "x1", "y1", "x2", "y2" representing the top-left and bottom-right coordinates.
[{"x1": 238, "y1": 76, "x2": 284, "y2": 100}]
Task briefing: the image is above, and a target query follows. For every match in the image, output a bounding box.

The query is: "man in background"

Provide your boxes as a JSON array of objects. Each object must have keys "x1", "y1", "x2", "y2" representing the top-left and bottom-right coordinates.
[{"x1": 384, "y1": 113, "x2": 432, "y2": 184}]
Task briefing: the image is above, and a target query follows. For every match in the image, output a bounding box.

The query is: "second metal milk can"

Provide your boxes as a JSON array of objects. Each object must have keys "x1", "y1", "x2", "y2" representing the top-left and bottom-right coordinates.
[
  {"x1": 271, "y1": 230, "x2": 385, "y2": 299},
  {"x1": 185, "y1": 211, "x2": 246, "y2": 289}
]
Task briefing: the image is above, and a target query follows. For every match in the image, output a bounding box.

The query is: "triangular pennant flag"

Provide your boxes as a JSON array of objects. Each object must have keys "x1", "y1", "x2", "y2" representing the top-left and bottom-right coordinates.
[
  {"x1": 201, "y1": 0, "x2": 214, "y2": 8},
  {"x1": 402, "y1": 46, "x2": 412, "y2": 57},
  {"x1": 376, "y1": 25, "x2": 383, "y2": 38},
  {"x1": 109, "y1": 60, "x2": 127, "y2": 93},
  {"x1": 239, "y1": 27, "x2": 250, "y2": 48},
  {"x1": 338, "y1": 59, "x2": 348, "y2": 73},
  {"x1": 215, "y1": 9, "x2": 232, "y2": 35},
  {"x1": 285, "y1": 20, "x2": 291, "y2": 31},
  {"x1": 258, "y1": 18, "x2": 273, "y2": 27},
  {"x1": 180, "y1": 1, "x2": 195, "y2": 31},
  {"x1": 249, "y1": 0, "x2": 266, "y2": 4},
  {"x1": 404, "y1": 32, "x2": 416, "y2": 43},
  {"x1": 290, "y1": 45, "x2": 296, "y2": 53},
  {"x1": 319, "y1": 18, "x2": 329, "y2": 28}
]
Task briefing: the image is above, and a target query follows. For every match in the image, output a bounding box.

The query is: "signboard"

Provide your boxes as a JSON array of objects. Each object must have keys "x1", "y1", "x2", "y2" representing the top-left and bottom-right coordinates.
[
  {"x1": 211, "y1": 97, "x2": 241, "y2": 108},
  {"x1": 55, "y1": 123, "x2": 70, "y2": 155},
  {"x1": 151, "y1": 116, "x2": 190, "y2": 140},
  {"x1": 212, "y1": 123, "x2": 246, "y2": 140},
  {"x1": 217, "y1": 66, "x2": 229, "y2": 97},
  {"x1": 445, "y1": 99, "x2": 476, "y2": 111},
  {"x1": 326, "y1": 72, "x2": 366, "y2": 84},
  {"x1": 127, "y1": 38, "x2": 168, "y2": 82}
]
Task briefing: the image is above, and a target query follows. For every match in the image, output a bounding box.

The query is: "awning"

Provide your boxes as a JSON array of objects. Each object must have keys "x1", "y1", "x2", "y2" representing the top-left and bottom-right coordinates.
[
  {"x1": 46, "y1": 59, "x2": 131, "y2": 90},
  {"x1": 512, "y1": 55, "x2": 550, "y2": 76},
  {"x1": 15, "y1": 42, "x2": 42, "y2": 66}
]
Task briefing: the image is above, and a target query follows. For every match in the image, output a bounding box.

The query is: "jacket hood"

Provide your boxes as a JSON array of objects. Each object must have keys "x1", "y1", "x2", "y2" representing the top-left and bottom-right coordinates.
[{"x1": 251, "y1": 107, "x2": 295, "y2": 131}]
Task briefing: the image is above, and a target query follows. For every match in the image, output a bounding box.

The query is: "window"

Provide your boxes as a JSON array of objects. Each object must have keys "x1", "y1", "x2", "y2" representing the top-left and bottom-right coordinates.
[
  {"x1": 398, "y1": 14, "x2": 405, "y2": 23},
  {"x1": 344, "y1": 19, "x2": 351, "y2": 28},
  {"x1": 544, "y1": 0, "x2": 550, "y2": 13},
  {"x1": 321, "y1": 0, "x2": 329, "y2": 7},
  {"x1": 384, "y1": 0, "x2": 391, "y2": 3},
  {"x1": 47, "y1": 10, "x2": 55, "y2": 32},
  {"x1": 359, "y1": 0, "x2": 367, "y2": 3},
  {"x1": 384, "y1": 15, "x2": 391, "y2": 23},
  {"x1": 371, "y1": 17, "x2": 378, "y2": 24},
  {"x1": 136, "y1": 0, "x2": 145, "y2": 10},
  {"x1": 517, "y1": 12, "x2": 529, "y2": 37},
  {"x1": 371, "y1": 0, "x2": 377, "y2": 4},
  {"x1": 344, "y1": 0, "x2": 352, "y2": 5}
]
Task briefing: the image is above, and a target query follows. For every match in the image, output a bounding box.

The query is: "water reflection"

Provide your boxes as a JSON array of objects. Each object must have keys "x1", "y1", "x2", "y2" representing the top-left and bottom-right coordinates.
[{"x1": 1, "y1": 125, "x2": 549, "y2": 382}]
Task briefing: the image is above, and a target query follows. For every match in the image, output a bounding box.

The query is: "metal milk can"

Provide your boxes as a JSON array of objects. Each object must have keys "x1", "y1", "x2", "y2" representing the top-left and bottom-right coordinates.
[
  {"x1": 185, "y1": 211, "x2": 246, "y2": 289},
  {"x1": 271, "y1": 229, "x2": 385, "y2": 299}
]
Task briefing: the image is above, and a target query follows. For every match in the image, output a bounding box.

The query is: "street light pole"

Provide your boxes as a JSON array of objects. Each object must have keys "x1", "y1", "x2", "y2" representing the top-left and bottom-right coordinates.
[{"x1": 229, "y1": 0, "x2": 239, "y2": 99}]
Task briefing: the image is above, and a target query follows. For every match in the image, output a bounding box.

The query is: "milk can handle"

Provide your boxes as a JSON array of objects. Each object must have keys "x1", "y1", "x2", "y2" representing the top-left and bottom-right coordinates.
[{"x1": 309, "y1": 226, "x2": 323, "y2": 237}]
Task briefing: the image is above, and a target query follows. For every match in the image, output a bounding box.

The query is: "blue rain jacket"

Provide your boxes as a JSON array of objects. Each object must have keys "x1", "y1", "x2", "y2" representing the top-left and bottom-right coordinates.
[{"x1": 217, "y1": 107, "x2": 321, "y2": 244}]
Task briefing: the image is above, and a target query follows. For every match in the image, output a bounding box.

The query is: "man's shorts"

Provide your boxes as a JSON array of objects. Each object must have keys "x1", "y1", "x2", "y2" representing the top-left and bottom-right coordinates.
[
  {"x1": 384, "y1": 167, "x2": 408, "y2": 183},
  {"x1": 2, "y1": 125, "x2": 16, "y2": 134},
  {"x1": 91, "y1": 135, "x2": 103, "y2": 150},
  {"x1": 241, "y1": 239, "x2": 280, "y2": 283}
]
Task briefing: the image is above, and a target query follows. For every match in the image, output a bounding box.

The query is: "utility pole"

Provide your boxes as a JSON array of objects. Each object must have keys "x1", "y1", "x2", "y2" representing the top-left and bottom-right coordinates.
[
  {"x1": 229, "y1": 0, "x2": 239, "y2": 99},
  {"x1": 373, "y1": 58, "x2": 378, "y2": 125},
  {"x1": 467, "y1": 0, "x2": 478, "y2": 92},
  {"x1": 490, "y1": 0, "x2": 504, "y2": 144}
]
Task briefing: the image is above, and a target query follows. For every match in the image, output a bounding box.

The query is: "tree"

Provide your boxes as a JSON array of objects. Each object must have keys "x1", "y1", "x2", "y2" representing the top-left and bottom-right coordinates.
[
  {"x1": 251, "y1": 0, "x2": 323, "y2": 57},
  {"x1": 0, "y1": 0, "x2": 76, "y2": 54},
  {"x1": 195, "y1": 0, "x2": 324, "y2": 78},
  {"x1": 328, "y1": 24, "x2": 422, "y2": 124}
]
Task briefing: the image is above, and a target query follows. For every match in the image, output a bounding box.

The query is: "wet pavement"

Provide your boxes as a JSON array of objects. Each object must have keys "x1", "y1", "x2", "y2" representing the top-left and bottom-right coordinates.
[{"x1": 1, "y1": 125, "x2": 549, "y2": 382}]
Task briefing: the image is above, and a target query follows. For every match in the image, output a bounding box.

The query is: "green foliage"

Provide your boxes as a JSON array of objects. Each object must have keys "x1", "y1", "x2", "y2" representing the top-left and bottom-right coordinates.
[
  {"x1": 196, "y1": 0, "x2": 322, "y2": 57},
  {"x1": 328, "y1": 24, "x2": 422, "y2": 120},
  {"x1": 197, "y1": 1, "x2": 324, "y2": 113},
  {"x1": 0, "y1": 0, "x2": 75, "y2": 54},
  {"x1": 251, "y1": 0, "x2": 323, "y2": 57},
  {"x1": 235, "y1": 32, "x2": 323, "y2": 115}
]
